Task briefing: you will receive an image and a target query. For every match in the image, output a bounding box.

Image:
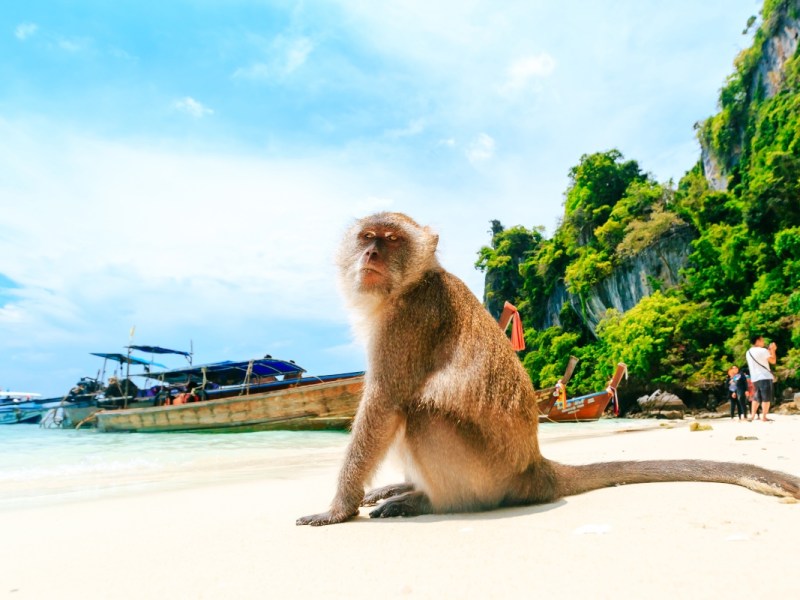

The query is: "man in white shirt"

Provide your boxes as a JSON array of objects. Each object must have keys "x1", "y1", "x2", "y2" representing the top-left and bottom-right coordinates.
[{"x1": 745, "y1": 335, "x2": 777, "y2": 421}]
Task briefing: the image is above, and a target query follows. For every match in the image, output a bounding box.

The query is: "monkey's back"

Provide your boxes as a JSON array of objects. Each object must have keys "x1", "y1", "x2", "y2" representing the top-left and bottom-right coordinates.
[{"x1": 372, "y1": 268, "x2": 542, "y2": 469}]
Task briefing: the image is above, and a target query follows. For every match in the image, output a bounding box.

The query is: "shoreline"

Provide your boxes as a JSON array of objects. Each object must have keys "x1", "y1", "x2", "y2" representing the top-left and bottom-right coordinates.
[{"x1": 4, "y1": 416, "x2": 800, "y2": 598}]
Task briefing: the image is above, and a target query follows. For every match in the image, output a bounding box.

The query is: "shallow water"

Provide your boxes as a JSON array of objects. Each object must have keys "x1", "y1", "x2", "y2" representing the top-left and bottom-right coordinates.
[
  {"x1": 0, "y1": 419, "x2": 659, "y2": 509},
  {"x1": 0, "y1": 425, "x2": 350, "y2": 509}
]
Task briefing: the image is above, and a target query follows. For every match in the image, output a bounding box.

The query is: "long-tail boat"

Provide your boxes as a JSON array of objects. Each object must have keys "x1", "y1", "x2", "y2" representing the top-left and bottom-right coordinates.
[
  {"x1": 533, "y1": 356, "x2": 579, "y2": 416},
  {"x1": 541, "y1": 363, "x2": 627, "y2": 423},
  {"x1": 39, "y1": 346, "x2": 186, "y2": 428},
  {"x1": 92, "y1": 357, "x2": 364, "y2": 433},
  {"x1": 495, "y1": 302, "x2": 580, "y2": 417}
]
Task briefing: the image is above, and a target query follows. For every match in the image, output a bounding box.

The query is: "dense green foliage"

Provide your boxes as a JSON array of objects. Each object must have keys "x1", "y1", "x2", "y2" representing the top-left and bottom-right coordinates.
[{"x1": 477, "y1": 2, "x2": 800, "y2": 408}]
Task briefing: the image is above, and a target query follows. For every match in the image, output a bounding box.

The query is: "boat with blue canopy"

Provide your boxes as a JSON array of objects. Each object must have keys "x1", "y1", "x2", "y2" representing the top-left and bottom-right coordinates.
[
  {"x1": 38, "y1": 345, "x2": 192, "y2": 428},
  {"x1": 127, "y1": 345, "x2": 193, "y2": 361},
  {"x1": 92, "y1": 357, "x2": 365, "y2": 433}
]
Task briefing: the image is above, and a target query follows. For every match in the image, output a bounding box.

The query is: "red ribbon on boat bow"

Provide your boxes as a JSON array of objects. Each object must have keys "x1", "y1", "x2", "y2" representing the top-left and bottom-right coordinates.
[{"x1": 498, "y1": 301, "x2": 526, "y2": 352}]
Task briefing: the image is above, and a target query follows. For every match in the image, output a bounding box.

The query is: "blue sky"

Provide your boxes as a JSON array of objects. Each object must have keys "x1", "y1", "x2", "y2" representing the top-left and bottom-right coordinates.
[{"x1": 1, "y1": 1, "x2": 761, "y2": 396}]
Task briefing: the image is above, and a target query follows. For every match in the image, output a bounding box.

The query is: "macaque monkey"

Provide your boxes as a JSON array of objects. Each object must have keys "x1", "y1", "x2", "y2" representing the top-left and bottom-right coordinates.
[{"x1": 297, "y1": 212, "x2": 800, "y2": 526}]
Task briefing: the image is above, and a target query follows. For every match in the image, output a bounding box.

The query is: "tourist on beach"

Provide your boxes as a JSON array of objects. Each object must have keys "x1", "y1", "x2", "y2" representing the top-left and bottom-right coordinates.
[
  {"x1": 745, "y1": 335, "x2": 777, "y2": 422},
  {"x1": 739, "y1": 367, "x2": 751, "y2": 419},
  {"x1": 746, "y1": 371, "x2": 755, "y2": 411},
  {"x1": 725, "y1": 365, "x2": 746, "y2": 420}
]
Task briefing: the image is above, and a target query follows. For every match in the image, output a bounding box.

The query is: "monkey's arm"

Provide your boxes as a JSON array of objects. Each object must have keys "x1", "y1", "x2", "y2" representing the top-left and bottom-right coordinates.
[{"x1": 297, "y1": 394, "x2": 403, "y2": 526}]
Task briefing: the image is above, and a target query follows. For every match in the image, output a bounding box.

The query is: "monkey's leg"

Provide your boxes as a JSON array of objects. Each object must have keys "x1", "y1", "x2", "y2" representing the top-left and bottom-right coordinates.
[
  {"x1": 297, "y1": 402, "x2": 403, "y2": 526},
  {"x1": 362, "y1": 483, "x2": 415, "y2": 506},
  {"x1": 369, "y1": 491, "x2": 432, "y2": 518}
]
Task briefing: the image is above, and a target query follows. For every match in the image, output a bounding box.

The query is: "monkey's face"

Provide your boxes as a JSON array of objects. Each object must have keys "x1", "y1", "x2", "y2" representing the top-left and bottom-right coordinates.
[
  {"x1": 338, "y1": 212, "x2": 439, "y2": 300},
  {"x1": 353, "y1": 225, "x2": 407, "y2": 293}
]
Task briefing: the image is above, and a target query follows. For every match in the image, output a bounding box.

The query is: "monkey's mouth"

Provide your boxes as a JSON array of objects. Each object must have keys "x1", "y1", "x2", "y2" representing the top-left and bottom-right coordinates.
[{"x1": 359, "y1": 267, "x2": 386, "y2": 286}]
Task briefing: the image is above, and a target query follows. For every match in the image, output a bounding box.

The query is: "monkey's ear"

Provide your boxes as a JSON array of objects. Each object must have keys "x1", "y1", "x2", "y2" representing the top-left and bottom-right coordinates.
[{"x1": 424, "y1": 228, "x2": 439, "y2": 251}]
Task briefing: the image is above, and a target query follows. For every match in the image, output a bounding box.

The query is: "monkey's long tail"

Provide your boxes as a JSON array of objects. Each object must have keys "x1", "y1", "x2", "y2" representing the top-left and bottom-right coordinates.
[{"x1": 551, "y1": 460, "x2": 800, "y2": 500}]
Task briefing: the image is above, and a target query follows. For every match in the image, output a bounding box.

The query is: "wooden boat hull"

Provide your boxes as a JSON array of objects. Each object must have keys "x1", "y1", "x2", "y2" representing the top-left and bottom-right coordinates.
[
  {"x1": 0, "y1": 398, "x2": 83, "y2": 425},
  {"x1": 94, "y1": 375, "x2": 364, "y2": 433},
  {"x1": 535, "y1": 356, "x2": 579, "y2": 416},
  {"x1": 542, "y1": 390, "x2": 613, "y2": 422},
  {"x1": 0, "y1": 406, "x2": 44, "y2": 425},
  {"x1": 534, "y1": 386, "x2": 560, "y2": 416},
  {"x1": 541, "y1": 363, "x2": 627, "y2": 423}
]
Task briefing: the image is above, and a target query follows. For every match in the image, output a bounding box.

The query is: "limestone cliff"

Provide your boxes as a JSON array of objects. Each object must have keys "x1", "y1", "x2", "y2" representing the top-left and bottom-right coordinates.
[
  {"x1": 699, "y1": 1, "x2": 800, "y2": 191},
  {"x1": 538, "y1": 225, "x2": 695, "y2": 334}
]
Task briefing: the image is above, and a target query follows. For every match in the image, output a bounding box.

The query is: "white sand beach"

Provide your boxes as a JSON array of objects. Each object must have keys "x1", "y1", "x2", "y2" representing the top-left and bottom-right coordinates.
[{"x1": 3, "y1": 416, "x2": 800, "y2": 599}]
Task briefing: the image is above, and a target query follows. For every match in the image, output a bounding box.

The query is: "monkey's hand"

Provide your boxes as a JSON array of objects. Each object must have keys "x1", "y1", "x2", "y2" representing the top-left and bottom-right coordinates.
[{"x1": 296, "y1": 508, "x2": 358, "y2": 526}]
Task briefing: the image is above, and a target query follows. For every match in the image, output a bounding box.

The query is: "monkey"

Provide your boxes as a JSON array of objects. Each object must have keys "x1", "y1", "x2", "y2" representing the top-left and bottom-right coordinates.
[{"x1": 297, "y1": 212, "x2": 800, "y2": 526}]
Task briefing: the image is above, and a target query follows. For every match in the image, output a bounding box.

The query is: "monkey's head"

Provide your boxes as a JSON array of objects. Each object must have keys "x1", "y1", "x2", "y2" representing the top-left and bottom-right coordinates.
[{"x1": 337, "y1": 212, "x2": 440, "y2": 306}]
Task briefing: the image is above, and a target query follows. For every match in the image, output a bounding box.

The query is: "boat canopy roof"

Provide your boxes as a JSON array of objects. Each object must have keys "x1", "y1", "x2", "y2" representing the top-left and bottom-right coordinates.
[
  {"x1": 128, "y1": 345, "x2": 192, "y2": 358},
  {"x1": 139, "y1": 357, "x2": 306, "y2": 385},
  {"x1": 90, "y1": 352, "x2": 167, "y2": 368}
]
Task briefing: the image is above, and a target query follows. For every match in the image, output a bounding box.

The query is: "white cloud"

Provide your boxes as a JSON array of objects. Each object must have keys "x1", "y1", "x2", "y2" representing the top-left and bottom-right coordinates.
[
  {"x1": 56, "y1": 37, "x2": 89, "y2": 53},
  {"x1": 174, "y1": 97, "x2": 214, "y2": 118},
  {"x1": 0, "y1": 119, "x2": 498, "y2": 393},
  {"x1": 466, "y1": 133, "x2": 496, "y2": 165},
  {"x1": 502, "y1": 53, "x2": 556, "y2": 94},
  {"x1": 233, "y1": 35, "x2": 314, "y2": 82},
  {"x1": 58, "y1": 39, "x2": 80, "y2": 52},
  {"x1": 110, "y1": 47, "x2": 137, "y2": 62},
  {"x1": 285, "y1": 37, "x2": 314, "y2": 73},
  {"x1": 14, "y1": 23, "x2": 38, "y2": 41},
  {"x1": 386, "y1": 118, "x2": 426, "y2": 139},
  {"x1": 232, "y1": 63, "x2": 270, "y2": 81}
]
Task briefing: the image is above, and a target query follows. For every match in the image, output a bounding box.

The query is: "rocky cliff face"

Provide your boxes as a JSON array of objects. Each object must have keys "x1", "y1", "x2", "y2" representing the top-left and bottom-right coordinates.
[
  {"x1": 538, "y1": 225, "x2": 695, "y2": 334},
  {"x1": 701, "y1": 145, "x2": 729, "y2": 192},
  {"x1": 699, "y1": 3, "x2": 800, "y2": 191},
  {"x1": 756, "y1": 7, "x2": 799, "y2": 99}
]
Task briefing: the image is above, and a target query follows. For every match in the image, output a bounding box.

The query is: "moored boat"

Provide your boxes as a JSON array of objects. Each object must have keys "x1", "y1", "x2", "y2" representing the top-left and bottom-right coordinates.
[
  {"x1": 534, "y1": 356, "x2": 579, "y2": 416},
  {"x1": 92, "y1": 357, "x2": 365, "y2": 433},
  {"x1": 541, "y1": 363, "x2": 627, "y2": 423},
  {"x1": 0, "y1": 392, "x2": 49, "y2": 424},
  {"x1": 39, "y1": 345, "x2": 192, "y2": 428}
]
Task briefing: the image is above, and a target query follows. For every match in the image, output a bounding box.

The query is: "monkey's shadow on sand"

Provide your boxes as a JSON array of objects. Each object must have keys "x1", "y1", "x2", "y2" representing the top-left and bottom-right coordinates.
[{"x1": 352, "y1": 499, "x2": 567, "y2": 525}]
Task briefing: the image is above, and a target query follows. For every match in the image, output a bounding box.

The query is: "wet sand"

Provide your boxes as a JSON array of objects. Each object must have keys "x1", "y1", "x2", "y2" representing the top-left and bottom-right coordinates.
[{"x1": 2, "y1": 416, "x2": 799, "y2": 599}]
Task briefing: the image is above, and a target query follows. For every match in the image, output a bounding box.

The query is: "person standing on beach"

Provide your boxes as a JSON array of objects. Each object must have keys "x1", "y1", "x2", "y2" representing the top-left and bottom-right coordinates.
[
  {"x1": 745, "y1": 335, "x2": 777, "y2": 422},
  {"x1": 738, "y1": 367, "x2": 751, "y2": 419},
  {"x1": 725, "y1": 365, "x2": 746, "y2": 420}
]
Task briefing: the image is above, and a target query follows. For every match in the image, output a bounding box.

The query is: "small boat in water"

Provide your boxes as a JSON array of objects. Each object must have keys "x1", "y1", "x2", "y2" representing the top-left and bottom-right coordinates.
[
  {"x1": 0, "y1": 392, "x2": 48, "y2": 424},
  {"x1": 92, "y1": 357, "x2": 365, "y2": 433},
  {"x1": 541, "y1": 363, "x2": 627, "y2": 423}
]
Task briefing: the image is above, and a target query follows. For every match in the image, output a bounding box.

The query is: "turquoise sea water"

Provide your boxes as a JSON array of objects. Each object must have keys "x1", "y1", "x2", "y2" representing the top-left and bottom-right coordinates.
[
  {"x1": 0, "y1": 419, "x2": 655, "y2": 510},
  {"x1": 0, "y1": 425, "x2": 351, "y2": 510}
]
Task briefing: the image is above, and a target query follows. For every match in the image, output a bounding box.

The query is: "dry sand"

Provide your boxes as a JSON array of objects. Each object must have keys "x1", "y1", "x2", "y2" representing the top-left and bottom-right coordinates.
[{"x1": 3, "y1": 416, "x2": 800, "y2": 599}]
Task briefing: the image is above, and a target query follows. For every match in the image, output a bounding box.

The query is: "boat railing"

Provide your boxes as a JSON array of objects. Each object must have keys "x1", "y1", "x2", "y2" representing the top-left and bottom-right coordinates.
[
  {"x1": 204, "y1": 371, "x2": 365, "y2": 400},
  {"x1": 559, "y1": 389, "x2": 609, "y2": 406}
]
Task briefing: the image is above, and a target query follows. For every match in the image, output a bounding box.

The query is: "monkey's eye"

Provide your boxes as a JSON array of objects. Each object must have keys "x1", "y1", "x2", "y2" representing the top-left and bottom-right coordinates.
[
  {"x1": 364, "y1": 231, "x2": 376, "y2": 240},
  {"x1": 386, "y1": 234, "x2": 398, "y2": 242}
]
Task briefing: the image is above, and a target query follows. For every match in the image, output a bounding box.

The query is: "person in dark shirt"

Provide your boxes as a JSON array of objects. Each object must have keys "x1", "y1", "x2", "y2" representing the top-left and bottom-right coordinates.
[
  {"x1": 737, "y1": 367, "x2": 750, "y2": 419},
  {"x1": 725, "y1": 365, "x2": 746, "y2": 420}
]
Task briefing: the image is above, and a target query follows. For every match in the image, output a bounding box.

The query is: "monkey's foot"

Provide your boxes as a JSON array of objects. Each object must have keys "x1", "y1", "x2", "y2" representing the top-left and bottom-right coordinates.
[
  {"x1": 369, "y1": 491, "x2": 432, "y2": 519},
  {"x1": 362, "y1": 483, "x2": 415, "y2": 506},
  {"x1": 296, "y1": 509, "x2": 357, "y2": 526}
]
